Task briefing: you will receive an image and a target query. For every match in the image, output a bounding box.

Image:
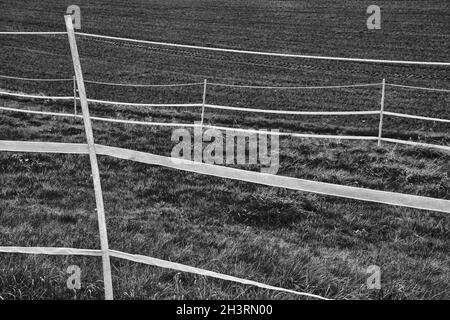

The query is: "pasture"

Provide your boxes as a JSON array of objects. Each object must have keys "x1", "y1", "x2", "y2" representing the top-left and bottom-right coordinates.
[{"x1": 0, "y1": 0, "x2": 449, "y2": 299}]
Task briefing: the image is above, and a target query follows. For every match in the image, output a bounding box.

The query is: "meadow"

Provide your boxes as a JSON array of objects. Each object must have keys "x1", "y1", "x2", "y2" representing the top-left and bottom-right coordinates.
[{"x1": 0, "y1": 0, "x2": 449, "y2": 299}]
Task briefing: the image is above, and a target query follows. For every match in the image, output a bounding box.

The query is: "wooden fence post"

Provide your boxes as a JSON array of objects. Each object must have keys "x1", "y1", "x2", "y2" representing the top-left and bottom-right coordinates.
[
  {"x1": 377, "y1": 78, "x2": 386, "y2": 147},
  {"x1": 64, "y1": 15, "x2": 114, "y2": 300},
  {"x1": 200, "y1": 79, "x2": 207, "y2": 129},
  {"x1": 73, "y1": 75, "x2": 77, "y2": 115}
]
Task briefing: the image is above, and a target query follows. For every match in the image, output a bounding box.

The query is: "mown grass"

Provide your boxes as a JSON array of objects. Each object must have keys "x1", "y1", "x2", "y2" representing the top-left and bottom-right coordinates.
[{"x1": 0, "y1": 0, "x2": 449, "y2": 300}]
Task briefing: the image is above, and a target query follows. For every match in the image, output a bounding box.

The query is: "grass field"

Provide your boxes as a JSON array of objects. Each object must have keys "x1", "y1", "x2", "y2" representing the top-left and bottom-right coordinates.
[{"x1": 0, "y1": 0, "x2": 449, "y2": 300}]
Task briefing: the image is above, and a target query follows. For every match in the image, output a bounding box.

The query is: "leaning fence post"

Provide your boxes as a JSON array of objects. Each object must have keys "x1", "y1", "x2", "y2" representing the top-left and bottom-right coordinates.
[
  {"x1": 200, "y1": 79, "x2": 207, "y2": 129},
  {"x1": 377, "y1": 78, "x2": 386, "y2": 147},
  {"x1": 73, "y1": 75, "x2": 77, "y2": 115},
  {"x1": 65, "y1": 15, "x2": 114, "y2": 300}
]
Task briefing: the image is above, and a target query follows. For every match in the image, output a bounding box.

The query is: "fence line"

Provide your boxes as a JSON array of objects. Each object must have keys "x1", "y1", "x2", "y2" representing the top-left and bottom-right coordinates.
[
  {"x1": 0, "y1": 105, "x2": 80, "y2": 118},
  {"x1": 0, "y1": 105, "x2": 199, "y2": 127},
  {"x1": 386, "y1": 83, "x2": 450, "y2": 93},
  {"x1": 75, "y1": 32, "x2": 450, "y2": 66},
  {"x1": 1, "y1": 103, "x2": 448, "y2": 151},
  {"x1": 207, "y1": 82, "x2": 382, "y2": 89},
  {"x1": 2, "y1": 73, "x2": 450, "y2": 93},
  {"x1": 204, "y1": 125, "x2": 379, "y2": 141},
  {"x1": 380, "y1": 138, "x2": 450, "y2": 151},
  {"x1": 0, "y1": 90, "x2": 74, "y2": 100},
  {"x1": 0, "y1": 245, "x2": 329, "y2": 300},
  {"x1": 0, "y1": 74, "x2": 382, "y2": 89},
  {"x1": 0, "y1": 104, "x2": 377, "y2": 139},
  {"x1": 204, "y1": 104, "x2": 380, "y2": 116},
  {"x1": 84, "y1": 79, "x2": 204, "y2": 87},
  {"x1": 0, "y1": 75, "x2": 73, "y2": 82},
  {"x1": 1, "y1": 99, "x2": 448, "y2": 150},
  {"x1": 3, "y1": 90, "x2": 449, "y2": 122},
  {"x1": 108, "y1": 249, "x2": 330, "y2": 300},
  {"x1": 384, "y1": 111, "x2": 450, "y2": 123},
  {"x1": 0, "y1": 246, "x2": 103, "y2": 256},
  {"x1": 1, "y1": 140, "x2": 448, "y2": 214},
  {"x1": 0, "y1": 74, "x2": 202, "y2": 87},
  {"x1": 1, "y1": 30, "x2": 450, "y2": 66},
  {"x1": 0, "y1": 90, "x2": 202, "y2": 107},
  {"x1": 0, "y1": 31, "x2": 67, "y2": 35},
  {"x1": 87, "y1": 98, "x2": 202, "y2": 108}
]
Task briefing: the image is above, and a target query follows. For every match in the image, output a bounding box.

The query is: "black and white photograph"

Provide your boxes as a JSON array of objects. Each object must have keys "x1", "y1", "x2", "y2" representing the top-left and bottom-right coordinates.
[{"x1": 0, "y1": 0, "x2": 448, "y2": 306}]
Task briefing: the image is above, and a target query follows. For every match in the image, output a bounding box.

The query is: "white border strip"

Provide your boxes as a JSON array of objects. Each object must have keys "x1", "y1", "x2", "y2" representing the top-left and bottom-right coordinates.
[
  {"x1": 109, "y1": 249, "x2": 329, "y2": 300},
  {"x1": 75, "y1": 32, "x2": 450, "y2": 66}
]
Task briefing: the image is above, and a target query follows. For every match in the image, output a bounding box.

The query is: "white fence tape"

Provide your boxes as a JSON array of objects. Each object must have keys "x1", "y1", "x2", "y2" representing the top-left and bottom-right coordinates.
[
  {"x1": 1, "y1": 105, "x2": 447, "y2": 150},
  {"x1": 1, "y1": 30, "x2": 449, "y2": 65},
  {"x1": 386, "y1": 83, "x2": 450, "y2": 93},
  {"x1": 384, "y1": 111, "x2": 450, "y2": 123},
  {"x1": 0, "y1": 246, "x2": 103, "y2": 256},
  {"x1": 0, "y1": 140, "x2": 448, "y2": 213},
  {"x1": 3, "y1": 90, "x2": 448, "y2": 124},
  {"x1": 84, "y1": 80, "x2": 204, "y2": 87},
  {"x1": 0, "y1": 31, "x2": 67, "y2": 35},
  {"x1": 0, "y1": 245, "x2": 328, "y2": 300},
  {"x1": 204, "y1": 125, "x2": 379, "y2": 141},
  {"x1": 208, "y1": 82, "x2": 382, "y2": 89},
  {"x1": 90, "y1": 116, "x2": 198, "y2": 127},
  {"x1": 0, "y1": 75, "x2": 72, "y2": 82},
  {"x1": 94, "y1": 143, "x2": 450, "y2": 214},
  {"x1": 205, "y1": 104, "x2": 380, "y2": 116},
  {"x1": 0, "y1": 90, "x2": 201, "y2": 108},
  {"x1": 75, "y1": 32, "x2": 450, "y2": 66},
  {"x1": 381, "y1": 138, "x2": 450, "y2": 151},
  {"x1": 108, "y1": 250, "x2": 329, "y2": 300},
  {"x1": 0, "y1": 140, "x2": 89, "y2": 154},
  {"x1": 0, "y1": 105, "x2": 198, "y2": 128},
  {"x1": 87, "y1": 98, "x2": 202, "y2": 108},
  {"x1": 0, "y1": 90, "x2": 73, "y2": 100},
  {"x1": 1, "y1": 73, "x2": 449, "y2": 94},
  {"x1": 0, "y1": 105, "x2": 80, "y2": 118}
]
